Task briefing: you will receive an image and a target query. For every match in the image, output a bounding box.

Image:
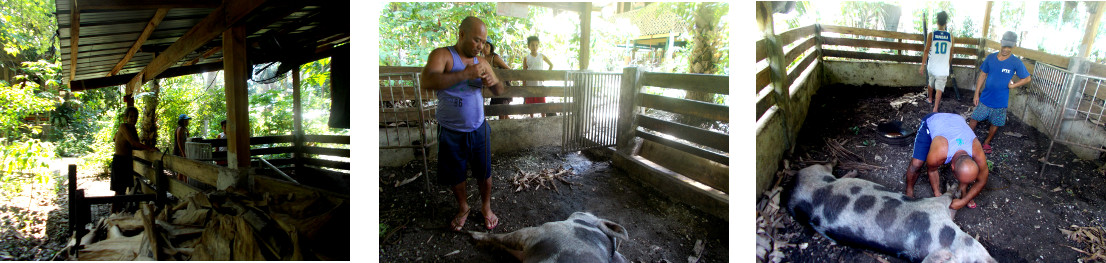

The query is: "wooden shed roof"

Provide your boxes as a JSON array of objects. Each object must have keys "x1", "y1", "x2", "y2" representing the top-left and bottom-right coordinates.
[{"x1": 56, "y1": 0, "x2": 349, "y2": 91}]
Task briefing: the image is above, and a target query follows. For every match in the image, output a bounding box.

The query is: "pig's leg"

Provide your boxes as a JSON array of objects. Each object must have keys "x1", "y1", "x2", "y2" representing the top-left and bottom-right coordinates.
[{"x1": 471, "y1": 226, "x2": 546, "y2": 260}]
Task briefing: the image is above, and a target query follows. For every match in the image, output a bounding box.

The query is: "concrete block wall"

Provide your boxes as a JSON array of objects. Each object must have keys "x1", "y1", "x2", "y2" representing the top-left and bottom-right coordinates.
[
  {"x1": 379, "y1": 116, "x2": 564, "y2": 167},
  {"x1": 755, "y1": 62, "x2": 823, "y2": 197}
]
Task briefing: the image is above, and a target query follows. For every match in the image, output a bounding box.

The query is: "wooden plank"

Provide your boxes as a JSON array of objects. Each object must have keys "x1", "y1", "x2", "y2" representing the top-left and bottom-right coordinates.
[
  {"x1": 639, "y1": 93, "x2": 728, "y2": 122},
  {"x1": 302, "y1": 158, "x2": 349, "y2": 170},
  {"x1": 639, "y1": 72, "x2": 728, "y2": 95},
  {"x1": 133, "y1": 150, "x2": 225, "y2": 188},
  {"x1": 293, "y1": 66, "x2": 304, "y2": 171},
  {"x1": 784, "y1": 36, "x2": 816, "y2": 64},
  {"x1": 756, "y1": 91, "x2": 774, "y2": 120},
  {"x1": 492, "y1": 69, "x2": 569, "y2": 82},
  {"x1": 786, "y1": 49, "x2": 818, "y2": 85},
  {"x1": 303, "y1": 146, "x2": 349, "y2": 158},
  {"x1": 635, "y1": 129, "x2": 728, "y2": 165},
  {"x1": 303, "y1": 135, "x2": 350, "y2": 144},
  {"x1": 185, "y1": 46, "x2": 221, "y2": 66},
  {"x1": 484, "y1": 86, "x2": 565, "y2": 98},
  {"x1": 1080, "y1": 2, "x2": 1106, "y2": 57},
  {"x1": 379, "y1": 66, "x2": 422, "y2": 74},
  {"x1": 822, "y1": 36, "x2": 924, "y2": 52},
  {"x1": 108, "y1": 8, "x2": 169, "y2": 77},
  {"x1": 821, "y1": 25, "x2": 924, "y2": 42},
  {"x1": 128, "y1": 0, "x2": 270, "y2": 91},
  {"x1": 616, "y1": 67, "x2": 642, "y2": 155},
  {"x1": 1090, "y1": 63, "x2": 1106, "y2": 79},
  {"x1": 71, "y1": 61, "x2": 223, "y2": 91},
  {"x1": 484, "y1": 103, "x2": 567, "y2": 116},
  {"x1": 250, "y1": 135, "x2": 294, "y2": 145},
  {"x1": 225, "y1": 25, "x2": 251, "y2": 168},
  {"x1": 251, "y1": 147, "x2": 293, "y2": 156},
  {"x1": 636, "y1": 115, "x2": 728, "y2": 150},
  {"x1": 69, "y1": 1, "x2": 80, "y2": 82},
  {"x1": 756, "y1": 67, "x2": 770, "y2": 92},
  {"x1": 610, "y1": 151, "x2": 727, "y2": 220},
  {"x1": 638, "y1": 139, "x2": 728, "y2": 193},
  {"x1": 777, "y1": 24, "x2": 816, "y2": 47},
  {"x1": 380, "y1": 108, "x2": 435, "y2": 123},
  {"x1": 79, "y1": 0, "x2": 220, "y2": 9},
  {"x1": 756, "y1": 38, "x2": 766, "y2": 62},
  {"x1": 579, "y1": 3, "x2": 590, "y2": 70},
  {"x1": 254, "y1": 175, "x2": 348, "y2": 200}
]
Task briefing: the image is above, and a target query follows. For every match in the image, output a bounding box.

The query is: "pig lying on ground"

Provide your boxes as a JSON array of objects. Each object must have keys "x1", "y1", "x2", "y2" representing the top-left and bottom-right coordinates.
[
  {"x1": 469, "y1": 212, "x2": 629, "y2": 263},
  {"x1": 786, "y1": 164, "x2": 995, "y2": 263}
]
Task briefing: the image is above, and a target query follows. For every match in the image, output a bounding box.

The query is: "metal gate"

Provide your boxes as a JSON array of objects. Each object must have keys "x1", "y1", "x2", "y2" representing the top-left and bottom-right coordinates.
[
  {"x1": 1031, "y1": 61, "x2": 1106, "y2": 172},
  {"x1": 563, "y1": 72, "x2": 622, "y2": 152},
  {"x1": 379, "y1": 72, "x2": 436, "y2": 191}
]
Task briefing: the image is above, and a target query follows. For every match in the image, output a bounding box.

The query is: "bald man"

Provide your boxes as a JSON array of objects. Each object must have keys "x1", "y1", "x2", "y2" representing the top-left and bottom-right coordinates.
[
  {"x1": 420, "y1": 16, "x2": 505, "y2": 231},
  {"x1": 904, "y1": 113, "x2": 989, "y2": 210}
]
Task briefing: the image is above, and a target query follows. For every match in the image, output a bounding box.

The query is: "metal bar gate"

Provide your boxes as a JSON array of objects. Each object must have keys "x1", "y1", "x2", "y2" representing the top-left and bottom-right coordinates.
[
  {"x1": 1030, "y1": 61, "x2": 1106, "y2": 173},
  {"x1": 563, "y1": 72, "x2": 622, "y2": 152},
  {"x1": 379, "y1": 73, "x2": 436, "y2": 192}
]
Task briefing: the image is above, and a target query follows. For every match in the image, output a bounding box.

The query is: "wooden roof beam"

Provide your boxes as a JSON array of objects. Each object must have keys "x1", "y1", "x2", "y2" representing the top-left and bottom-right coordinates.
[
  {"x1": 184, "y1": 46, "x2": 221, "y2": 66},
  {"x1": 79, "y1": 0, "x2": 219, "y2": 10},
  {"x1": 108, "y1": 8, "x2": 168, "y2": 77},
  {"x1": 127, "y1": 0, "x2": 271, "y2": 94},
  {"x1": 69, "y1": 0, "x2": 80, "y2": 82}
]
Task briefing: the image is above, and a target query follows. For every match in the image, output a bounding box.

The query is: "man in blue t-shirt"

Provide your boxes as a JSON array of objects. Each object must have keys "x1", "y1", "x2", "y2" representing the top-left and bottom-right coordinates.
[{"x1": 970, "y1": 31, "x2": 1031, "y2": 154}]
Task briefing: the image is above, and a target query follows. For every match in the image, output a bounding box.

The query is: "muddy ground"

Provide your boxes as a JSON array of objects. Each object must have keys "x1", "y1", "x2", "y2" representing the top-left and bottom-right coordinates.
[
  {"x1": 767, "y1": 84, "x2": 1106, "y2": 262},
  {"x1": 379, "y1": 145, "x2": 728, "y2": 262}
]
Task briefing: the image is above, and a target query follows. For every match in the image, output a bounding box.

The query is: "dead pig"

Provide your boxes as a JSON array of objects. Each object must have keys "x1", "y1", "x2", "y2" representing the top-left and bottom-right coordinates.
[
  {"x1": 786, "y1": 164, "x2": 995, "y2": 263},
  {"x1": 469, "y1": 212, "x2": 629, "y2": 263}
]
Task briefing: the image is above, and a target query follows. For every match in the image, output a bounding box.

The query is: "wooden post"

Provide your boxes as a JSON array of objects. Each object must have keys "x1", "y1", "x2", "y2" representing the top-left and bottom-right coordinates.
[
  {"x1": 977, "y1": 1, "x2": 994, "y2": 87},
  {"x1": 1079, "y1": 1, "x2": 1106, "y2": 58},
  {"x1": 579, "y1": 3, "x2": 591, "y2": 70},
  {"x1": 223, "y1": 26, "x2": 251, "y2": 170},
  {"x1": 757, "y1": 1, "x2": 794, "y2": 150},
  {"x1": 292, "y1": 66, "x2": 304, "y2": 174},
  {"x1": 616, "y1": 67, "x2": 642, "y2": 155}
]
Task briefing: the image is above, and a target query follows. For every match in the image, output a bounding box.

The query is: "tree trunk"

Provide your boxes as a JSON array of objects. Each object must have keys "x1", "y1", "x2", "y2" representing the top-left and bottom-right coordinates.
[
  {"x1": 682, "y1": 3, "x2": 722, "y2": 128},
  {"x1": 140, "y1": 79, "x2": 160, "y2": 147}
]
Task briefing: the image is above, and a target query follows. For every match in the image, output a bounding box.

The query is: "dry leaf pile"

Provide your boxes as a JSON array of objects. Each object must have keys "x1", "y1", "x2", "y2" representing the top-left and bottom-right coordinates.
[
  {"x1": 826, "y1": 139, "x2": 884, "y2": 172},
  {"x1": 757, "y1": 173, "x2": 791, "y2": 263},
  {"x1": 60, "y1": 190, "x2": 349, "y2": 261},
  {"x1": 1062, "y1": 225, "x2": 1106, "y2": 261},
  {"x1": 510, "y1": 166, "x2": 578, "y2": 193}
]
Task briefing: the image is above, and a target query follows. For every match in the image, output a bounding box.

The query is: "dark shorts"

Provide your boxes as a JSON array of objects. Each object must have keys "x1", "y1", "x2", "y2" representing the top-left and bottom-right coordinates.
[
  {"x1": 437, "y1": 121, "x2": 491, "y2": 185},
  {"x1": 911, "y1": 113, "x2": 940, "y2": 162},
  {"x1": 111, "y1": 154, "x2": 134, "y2": 192}
]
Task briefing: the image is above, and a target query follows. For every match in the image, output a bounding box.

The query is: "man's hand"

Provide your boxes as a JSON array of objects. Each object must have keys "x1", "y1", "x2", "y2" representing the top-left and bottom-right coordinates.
[
  {"x1": 462, "y1": 62, "x2": 483, "y2": 80},
  {"x1": 973, "y1": 95, "x2": 980, "y2": 106},
  {"x1": 476, "y1": 62, "x2": 499, "y2": 87},
  {"x1": 919, "y1": 65, "x2": 925, "y2": 75},
  {"x1": 951, "y1": 198, "x2": 968, "y2": 210}
]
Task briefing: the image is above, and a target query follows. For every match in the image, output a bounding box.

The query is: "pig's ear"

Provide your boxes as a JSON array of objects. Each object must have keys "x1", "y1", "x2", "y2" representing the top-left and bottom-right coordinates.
[{"x1": 599, "y1": 220, "x2": 629, "y2": 241}]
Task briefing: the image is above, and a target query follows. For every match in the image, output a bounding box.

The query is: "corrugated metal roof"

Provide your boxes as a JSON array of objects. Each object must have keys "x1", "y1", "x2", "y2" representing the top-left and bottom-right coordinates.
[{"x1": 55, "y1": 0, "x2": 349, "y2": 90}]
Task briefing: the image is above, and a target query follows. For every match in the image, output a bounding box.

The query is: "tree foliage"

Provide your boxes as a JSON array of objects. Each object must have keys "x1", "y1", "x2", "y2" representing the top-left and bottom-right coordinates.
[{"x1": 0, "y1": 0, "x2": 56, "y2": 59}]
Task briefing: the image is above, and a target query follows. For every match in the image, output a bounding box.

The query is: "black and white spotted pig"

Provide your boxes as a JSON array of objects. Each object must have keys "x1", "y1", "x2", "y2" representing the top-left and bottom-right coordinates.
[
  {"x1": 786, "y1": 164, "x2": 996, "y2": 263},
  {"x1": 469, "y1": 212, "x2": 629, "y2": 263}
]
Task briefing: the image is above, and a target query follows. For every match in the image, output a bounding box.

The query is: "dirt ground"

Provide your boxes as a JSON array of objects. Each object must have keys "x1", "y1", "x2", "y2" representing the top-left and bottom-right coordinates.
[
  {"x1": 766, "y1": 84, "x2": 1106, "y2": 262},
  {"x1": 0, "y1": 158, "x2": 111, "y2": 260},
  {"x1": 379, "y1": 145, "x2": 728, "y2": 262}
]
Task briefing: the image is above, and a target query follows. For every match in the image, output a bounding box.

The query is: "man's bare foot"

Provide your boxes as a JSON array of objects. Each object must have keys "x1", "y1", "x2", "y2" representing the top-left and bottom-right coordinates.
[
  {"x1": 451, "y1": 206, "x2": 470, "y2": 231},
  {"x1": 905, "y1": 189, "x2": 914, "y2": 198},
  {"x1": 482, "y1": 207, "x2": 499, "y2": 230}
]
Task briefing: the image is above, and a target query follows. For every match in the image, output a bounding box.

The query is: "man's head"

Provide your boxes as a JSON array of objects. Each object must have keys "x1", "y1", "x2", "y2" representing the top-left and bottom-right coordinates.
[
  {"x1": 124, "y1": 107, "x2": 139, "y2": 124},
  {"x1": 936, "y1": 11, "x2": 948, "y2": 27},
  {"x1": 1000, "y1": 31, "x2": 1017, "y2": 56},
  {"x1": 951, "y1": 152, "x2": 978, "y2": 184},
  {"x1": 177, "y1": 114, "x2": 191, "y2": 127},
  {"x1": 219, "y1": 119, "x2": 226, "y2": 130},
  {"x1": 457, "y1": 16, "x2": 487, "y2": 58},
  {"x1": 527, "y1": 36, "x2": 540, "y2": 54}
]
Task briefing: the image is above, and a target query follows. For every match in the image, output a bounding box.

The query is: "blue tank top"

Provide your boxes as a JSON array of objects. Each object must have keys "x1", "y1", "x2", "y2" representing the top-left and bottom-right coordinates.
[
  {"x1": 436, "y1": 46, "x2": 485, "y2": 132},
  {"x1": 925, "y1": 113, "x2": 976, "y2": 164}
]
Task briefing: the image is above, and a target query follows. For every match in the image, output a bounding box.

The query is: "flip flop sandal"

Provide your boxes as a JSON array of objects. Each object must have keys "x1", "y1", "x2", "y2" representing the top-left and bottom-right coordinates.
[
  {"x1": 982, "y1": 144, "x2": 993, "y2": 154},
  {"x1": 967, "y1": 202, "x2": 978, "y2": 209}
]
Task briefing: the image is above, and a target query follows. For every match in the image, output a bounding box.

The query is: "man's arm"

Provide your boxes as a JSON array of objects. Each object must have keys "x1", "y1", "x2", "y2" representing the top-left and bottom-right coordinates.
[
  {"x1": 492, "y1": 55, "x2": 510, "y2": 70},
  {"x1": 542, "y1": 55, "x2": 553, "y2": 70},
  {"x1": 947, "y1": 35, "x2": 955, "y2": 69},
  {"x1": 522, "y1": 56, "x2": 529, "y2": 70},
  {"x1": 175, "y1": 128, "x2": 187, "y2": 157},
  {"x1": 476, "y1": 58, "x2": 505, "y2": 96},
  {"x1": 122, "y1": 126, "x2": 154, "y2": 151},
  {"x1": 952, "y1": 140, "x2": 989, "y2": 209},
  {"x1": 920, "y1": 32, "x2": 932, "y2": 75},
  {"x1": 420, "y1": 47, "x2": 481, "y2": 91},
  {"x1": 1009, "y1": 76, "x2": 1031, "y2": 89},
  {"x1": 974, "y1": 71, "x2": 987, "y2": 106},
  {"x1": 1009, "y1": 60, "x2": 1032, "y2": 89}
]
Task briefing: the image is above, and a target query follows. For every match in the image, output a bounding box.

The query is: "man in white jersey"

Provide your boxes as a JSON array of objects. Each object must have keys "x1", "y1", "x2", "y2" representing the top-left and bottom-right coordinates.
[{"x1": 919, "y1": 11, "x2": 954, "y2": 113}]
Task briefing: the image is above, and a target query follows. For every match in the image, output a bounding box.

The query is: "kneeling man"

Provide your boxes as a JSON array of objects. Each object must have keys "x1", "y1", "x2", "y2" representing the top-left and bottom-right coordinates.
[{"x1": 904, "y1": 113, "x2": 989, "y2": 210}]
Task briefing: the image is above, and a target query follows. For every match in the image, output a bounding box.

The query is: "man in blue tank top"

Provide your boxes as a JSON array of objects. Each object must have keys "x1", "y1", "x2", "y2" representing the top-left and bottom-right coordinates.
[
  {"x1": 904, "y1": 113, "x2": 990, "y2": 210},
  {"x1": 420, "y1": 16, "x2": 506, "y2": 231}
]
